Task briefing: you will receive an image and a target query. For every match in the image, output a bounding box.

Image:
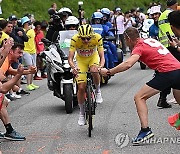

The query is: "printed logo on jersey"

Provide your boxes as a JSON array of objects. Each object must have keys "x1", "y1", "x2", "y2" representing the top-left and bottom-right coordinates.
[{"x1": 77, "y1": 48, "x2": 95, "y2": 57}]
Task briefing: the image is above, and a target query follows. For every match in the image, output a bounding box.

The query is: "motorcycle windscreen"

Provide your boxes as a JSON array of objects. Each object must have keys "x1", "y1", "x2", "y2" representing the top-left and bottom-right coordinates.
[{"x1": 58, "y1": 30, "x2": 78, "y2": 56}]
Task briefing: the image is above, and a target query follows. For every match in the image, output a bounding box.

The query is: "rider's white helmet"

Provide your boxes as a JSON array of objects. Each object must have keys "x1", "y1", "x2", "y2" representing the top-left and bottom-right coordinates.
[
  {"x1": 65, "y1": 16, "x2": 79, "y2": 25},
  {"x1": 58, "y1": 7, "x2": 72, "y2": 15}
]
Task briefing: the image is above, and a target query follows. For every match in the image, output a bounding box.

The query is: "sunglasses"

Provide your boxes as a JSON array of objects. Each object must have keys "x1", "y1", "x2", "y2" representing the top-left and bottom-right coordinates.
[{"x1": 81, "y1": 37, "x2": 91, "y2": 41}]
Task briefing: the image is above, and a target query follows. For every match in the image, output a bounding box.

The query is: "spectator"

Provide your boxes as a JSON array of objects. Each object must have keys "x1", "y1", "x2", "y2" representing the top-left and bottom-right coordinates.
[
  {"x1": 100, "y1": 27, "x2": 180, "y2": 144},
  {"x1": 34, "y1": 21, "x2": 47, "y2": 80},
  {"x1": 21, "y1": 16, "x2": 39, "y2": 91},
  {"x1": 115, "y1": 8, "x2": 127, "y2": 55},
  {"x1": 168, "y1": 10, "x2": 180, "y2": 37},
  {"x1": 0, "y1": 19, "x2": 9, "y2": 44},
  {"x1": 157, "y1": 0, "x2": 179, "y2": 108},
  {"x1": 149, "y1": 5, "x2": 161, "y2": 40},
  {"x1": 0, "y1": 40, "x2": 35, "y2": 141},
  {"x1": 8, "y1": 15, "x2": 30, "y2": 96}
]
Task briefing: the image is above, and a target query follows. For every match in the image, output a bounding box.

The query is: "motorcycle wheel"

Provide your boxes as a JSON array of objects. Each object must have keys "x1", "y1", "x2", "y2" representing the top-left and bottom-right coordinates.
[
  {"x1": 117, "y1": 48, "x2": 123, "y2": 64},
  {"x1": 140, "y1": 62, "x2": 146, "y2": 70},
  {"x1": 64, "y1": 84, "x2": 73, "y2": 114}
]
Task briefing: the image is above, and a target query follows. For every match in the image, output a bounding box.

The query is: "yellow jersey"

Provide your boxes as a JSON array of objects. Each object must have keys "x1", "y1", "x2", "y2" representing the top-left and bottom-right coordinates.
[{"x1": 69, "y1": 33, "x2": 104, "y2": 58}]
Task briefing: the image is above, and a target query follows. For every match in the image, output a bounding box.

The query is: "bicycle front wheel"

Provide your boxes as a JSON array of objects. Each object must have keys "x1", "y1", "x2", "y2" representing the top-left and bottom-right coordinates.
[{"x1": 87, "y1": 85, "x2": 93, "y2": 137}]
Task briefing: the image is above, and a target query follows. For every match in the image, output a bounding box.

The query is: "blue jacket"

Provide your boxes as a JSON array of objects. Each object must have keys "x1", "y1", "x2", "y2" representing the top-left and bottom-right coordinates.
[{"x1": 91, "y1": 24, "x2": 114, "y2": 37}]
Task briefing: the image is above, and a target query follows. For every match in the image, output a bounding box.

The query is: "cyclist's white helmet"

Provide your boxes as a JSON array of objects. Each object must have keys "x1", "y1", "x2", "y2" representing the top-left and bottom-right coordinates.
[
  {"x1": 58, "y1": 7, "x2": 72, "y2": 15},
  {"x1": 65, "y1": 16, "x2": 79, "y2": 25}
]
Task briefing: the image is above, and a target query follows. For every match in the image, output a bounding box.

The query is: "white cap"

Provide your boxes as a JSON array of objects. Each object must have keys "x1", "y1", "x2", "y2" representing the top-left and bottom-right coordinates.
[
  {"x1": 150, "y1": 5, "x2": 161, "y2": 15},
  {"x1": 116, "y1": 7, "x2": 121, "y2": 12}
]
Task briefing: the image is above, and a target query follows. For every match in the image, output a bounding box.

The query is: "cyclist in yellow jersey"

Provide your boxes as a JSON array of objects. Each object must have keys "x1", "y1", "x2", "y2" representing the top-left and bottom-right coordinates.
[{"x1": 68, "y1": 24, "x2": 105, "y2": 125}]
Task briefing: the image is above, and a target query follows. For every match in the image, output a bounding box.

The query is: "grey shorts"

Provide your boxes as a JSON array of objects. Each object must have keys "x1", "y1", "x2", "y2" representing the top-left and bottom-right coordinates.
[{"x1": 23, "y1": 52, "x2": 36, "y2": 67}]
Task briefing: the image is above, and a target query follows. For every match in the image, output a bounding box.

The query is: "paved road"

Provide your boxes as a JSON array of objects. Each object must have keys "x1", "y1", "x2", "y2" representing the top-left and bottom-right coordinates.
[{"x1": 0, "y1": 58, "x2": 180, "y2": 154}]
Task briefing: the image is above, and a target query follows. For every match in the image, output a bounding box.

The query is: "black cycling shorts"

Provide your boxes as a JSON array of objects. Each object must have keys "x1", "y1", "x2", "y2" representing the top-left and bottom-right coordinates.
[{"x1": 146, "y1": 69, "x2": 180, "y2": 91}]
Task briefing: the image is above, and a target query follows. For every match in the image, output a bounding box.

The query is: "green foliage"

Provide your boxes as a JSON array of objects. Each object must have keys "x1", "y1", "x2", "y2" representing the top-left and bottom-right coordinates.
[{"x1": 0, "y1": 0, "x2": 166, "y2": 21}]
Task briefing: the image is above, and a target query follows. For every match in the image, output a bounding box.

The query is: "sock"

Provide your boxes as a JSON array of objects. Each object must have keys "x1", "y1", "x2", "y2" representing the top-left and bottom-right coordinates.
[
  {"x1": 95, "y1": 84, "x2": 101, "y2": 93},
  {"x1": 5, "y1": 123, "x2": 14, "y2": 134},
  {"x1": 141, "y1": 127, "x2": 150, "y2": 132},
  {"x1": 79, "y1": 103, "x2": 85, "y2": 115}
]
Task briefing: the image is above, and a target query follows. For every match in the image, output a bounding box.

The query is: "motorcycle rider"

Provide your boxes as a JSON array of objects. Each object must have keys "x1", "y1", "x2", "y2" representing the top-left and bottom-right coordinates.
[
  {"x1": 101, "y1": 8, "x2": 113, "y2": 29},
  {"x1": 91, "y1": 11, "x2": 115, "y2": 69},
  {"x1": 100, "y1": 9, "x2": 119, "y2": 64},
  {"x1": 68, "y1": 24, "x2": 105, "y2": 125},
  {"x1": 58, "y1": 7, "x2": 73, "y2": 26},
  {"x1": 46, "y1": 7, "x2": 72, "y2": 42},
  {"x1": 46, "y1": 8, "x2": 64, "y2": 42},
  {"x1": 64, "y1": 16, "x2": 79, "y2": 30}
]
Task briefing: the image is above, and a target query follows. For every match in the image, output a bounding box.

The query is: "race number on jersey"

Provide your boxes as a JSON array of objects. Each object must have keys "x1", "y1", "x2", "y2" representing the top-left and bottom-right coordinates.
[{"x1": 144, "y1": 38, "x2": 169, "y2": 55}]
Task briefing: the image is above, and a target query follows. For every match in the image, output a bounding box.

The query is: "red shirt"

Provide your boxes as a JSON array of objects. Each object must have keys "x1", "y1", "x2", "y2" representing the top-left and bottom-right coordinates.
[
  {"x1": 132, "y1": 38, "x2": 180, "y2": 72},
  {"x1": 34, "y1": 30, "x2": 45, "y2": 54}
]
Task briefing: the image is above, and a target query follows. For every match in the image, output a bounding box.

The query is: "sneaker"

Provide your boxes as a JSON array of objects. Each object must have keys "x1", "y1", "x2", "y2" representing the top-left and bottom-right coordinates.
[
  {"x1": 16, "y1": 89, "x2": 30, "y2": 95},
  {"x1": 41, "y1": 74, "x2": 47, "y2": 78},
  {"x1": 11, "y1": 93, "x2": 21, "y2": 99},
  {"x1": 26, "y1": 85, "x2": 35, "y2": 91},
  {"x1": 4, "y1": 95, "x2": 11, "y2": 102},
  {"x1": 5, "y1": 94, "x2": 16, "y2": 101},
  {"x1": 78, "y1": 115, "x2": 85, "y2": 126},
  {"x1": 96, "y1": 92, "x2": 103, "y2": 104},
  {"x1": 30, "y1": 83, "x2": 39, "y2": 89},
  {"x1": 157, "y1": 98, "x2": 172, "y2": 108},
  {"x1": 132, "y1": 129, "x2": 154, "y2": 144},
  {"x1": 34, "y1": 76, "x2": 43, "y2": 80},
  {"x1": 168, "y1": 98, "x2": 177, "y2": 104},
  {"x1": 0, "y1": 132, "x2": 4, "y2": 139},
  {"x1": 21, "y1": 81, "x2": 27, "y2": 84},
  {"x1": 4, "y1": 130, "x2": 26, "y2": 141}
]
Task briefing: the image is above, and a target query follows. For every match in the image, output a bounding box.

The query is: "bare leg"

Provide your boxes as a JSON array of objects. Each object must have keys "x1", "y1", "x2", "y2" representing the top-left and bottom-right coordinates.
[
  {"x1": 0, "y1": 99, "x2": 10, "y2": 125},
  {"x1": 90, "y1": 65, "x2": 100, "y2": 86},
  {"x1": 172, "y1": 89, "x2": 180, "y2": 105},
  {"x1": 77, "y1": 82, "x2": 86, "y2": 105},
  {"x1": 134, "y1": 84, "x2": 159, "y2": 128}
]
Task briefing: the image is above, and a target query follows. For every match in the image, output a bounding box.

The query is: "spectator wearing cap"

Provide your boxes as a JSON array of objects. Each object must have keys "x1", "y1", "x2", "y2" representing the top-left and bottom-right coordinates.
[
  {"x1": 149, "y1": 5, "x2": 161, "y2": 40},
  {"x1": 157, "y1": 0, "x2": 179, "y2": 108},
  {"x1": 9, "y1": 15, "x2": 28, "y2": 45},
  {"x1": 21, "y1": 16, "x2": 39, "y2": 91}
]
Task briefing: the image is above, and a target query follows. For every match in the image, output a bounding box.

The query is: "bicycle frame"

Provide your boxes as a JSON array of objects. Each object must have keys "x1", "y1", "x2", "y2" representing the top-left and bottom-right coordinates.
[{"x1": 79, "y1": 71, "x2": 97, "y2": 137}]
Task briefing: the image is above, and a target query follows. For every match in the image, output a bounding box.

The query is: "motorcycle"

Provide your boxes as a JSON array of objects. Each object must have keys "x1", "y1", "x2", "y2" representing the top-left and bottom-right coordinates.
[{"x1": 42, "y1": 30, "x2": 78, "y2": 114}]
